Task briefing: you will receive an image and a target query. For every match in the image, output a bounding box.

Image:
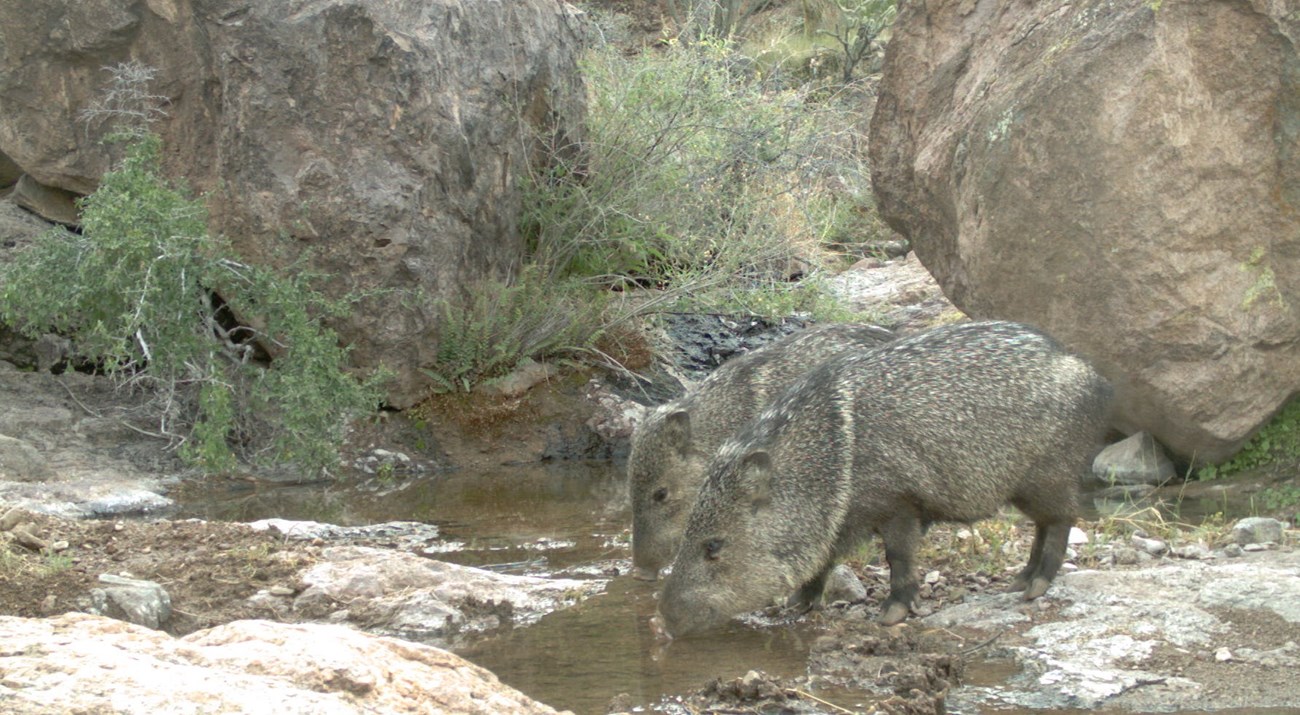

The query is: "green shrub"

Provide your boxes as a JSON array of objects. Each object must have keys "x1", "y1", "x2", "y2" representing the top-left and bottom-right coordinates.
[
  {"x1": 523, "y1": 33, "x2": 877, "y2": 319},
  {"x1": 1197, "y1": 398, "x2": 1300, "y2": 480},
  {"x1": 419, "y1": 267, "x2": 608, "y2": 393},
  {"x1": 0, "y1": 130, "x2": 383, "y2": 475}
]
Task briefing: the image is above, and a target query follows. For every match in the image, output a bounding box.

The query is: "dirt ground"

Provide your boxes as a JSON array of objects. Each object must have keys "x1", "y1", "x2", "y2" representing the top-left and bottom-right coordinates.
[{"x1": 0, "y1": 509, "x2": 319, "y2": 636}]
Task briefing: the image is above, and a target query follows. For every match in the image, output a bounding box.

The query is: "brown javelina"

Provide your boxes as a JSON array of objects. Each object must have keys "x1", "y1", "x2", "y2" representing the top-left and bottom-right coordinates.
[
  {"x1": 652, "y1": 321, "x2": 1112, "y2": 637},
  {"x1": 628, "y1": 323, "x2": 895, "y2": 582}
]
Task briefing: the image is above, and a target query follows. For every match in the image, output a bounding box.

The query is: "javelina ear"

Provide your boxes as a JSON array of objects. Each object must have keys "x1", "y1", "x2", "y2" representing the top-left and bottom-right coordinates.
[
  {"x1": 664, "y1": 410, "x2": 692, "y2": 456},
  {"x1": 739, "y1": 450, "x2": 774, "y2": 512}
]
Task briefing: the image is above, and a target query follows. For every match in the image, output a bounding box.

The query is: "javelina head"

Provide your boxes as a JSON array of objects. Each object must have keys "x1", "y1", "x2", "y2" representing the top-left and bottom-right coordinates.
[
  {"x1": 655, "y1": 447, "x2": 811, "y2": 637},
  {"x1": 628, "y1": 407, "x2": 707, "y2": 580}
]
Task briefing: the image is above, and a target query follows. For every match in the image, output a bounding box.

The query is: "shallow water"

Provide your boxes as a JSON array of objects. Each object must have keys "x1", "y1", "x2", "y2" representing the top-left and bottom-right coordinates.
[
  {"x1": 173, "y1": 462, "x2": 831, "y2": 712},
  {"x1": 171, "y1": 463, "x2": 1286, "y2": 715}
]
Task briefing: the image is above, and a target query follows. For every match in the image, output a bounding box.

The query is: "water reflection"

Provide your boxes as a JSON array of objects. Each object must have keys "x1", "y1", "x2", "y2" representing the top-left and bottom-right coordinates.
[
  {"x1": 172, "y1": 461, "x2": 629, "y2": 572},
  {"x1": 458, "y1": 577, "x2": 818, "y2": 714}
]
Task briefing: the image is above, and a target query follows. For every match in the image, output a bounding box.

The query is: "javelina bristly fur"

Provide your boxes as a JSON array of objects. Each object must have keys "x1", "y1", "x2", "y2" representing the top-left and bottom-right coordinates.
[
  {"x1": 653, "y1": 321, "x2": 1113, "y2": 637},
  {"x1": 628, "y1": 323, "x2": 895, "y2": 581}
]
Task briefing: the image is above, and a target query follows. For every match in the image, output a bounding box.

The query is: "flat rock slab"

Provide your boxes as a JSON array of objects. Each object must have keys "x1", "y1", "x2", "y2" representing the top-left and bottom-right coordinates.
[
  {"x1": 0, "y1": 612, "x2": 567, "y2": 714},
  {"x1": 268, "y1": 545, "x2": 605, "y2": 647},
  {"x1": 931, "y1": 548, "x2": 1300, "y2": 712}
]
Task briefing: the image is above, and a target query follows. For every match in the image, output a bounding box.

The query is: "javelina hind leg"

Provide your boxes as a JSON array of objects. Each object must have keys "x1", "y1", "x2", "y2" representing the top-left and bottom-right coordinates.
[
  {"x1": 1008, "y1": 523, "x2": 1047, "y2": 593},
  {"x1": 877, "y1": 516, "x2": 923, "y2": 625}
]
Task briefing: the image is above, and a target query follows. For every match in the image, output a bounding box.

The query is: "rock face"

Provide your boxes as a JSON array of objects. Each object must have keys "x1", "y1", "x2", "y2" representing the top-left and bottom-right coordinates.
[
  {"x1": 869, "y1": 0, "x2": 1300, "y2": 461},
  {"x1": 0, "y1": 613, "x2": 566, "y2": 714},
  {"x1": 0, "y1": 0, "x2": 587, "y2": 407}
]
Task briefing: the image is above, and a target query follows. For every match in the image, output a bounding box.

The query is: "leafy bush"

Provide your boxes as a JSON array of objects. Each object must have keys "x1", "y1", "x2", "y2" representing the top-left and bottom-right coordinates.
[
  {"x1": 0, "y1": 130, "x2": 383, "y2": 475},
  {"x1": 1197, "y1": 398, "x2": 1300, "y2": 480},
  {"x1": 523, "y1": 33, "x2": 878, "y2": 320}
]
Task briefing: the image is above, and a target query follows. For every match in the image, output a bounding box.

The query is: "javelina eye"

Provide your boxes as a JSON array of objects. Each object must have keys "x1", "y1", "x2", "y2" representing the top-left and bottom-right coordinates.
[
  {"x1": 652, "y1": 487, "x2": 668, "y2": 502},
  {"x1": 704, "y1": 538, "x2": 724, "y2": 560}
]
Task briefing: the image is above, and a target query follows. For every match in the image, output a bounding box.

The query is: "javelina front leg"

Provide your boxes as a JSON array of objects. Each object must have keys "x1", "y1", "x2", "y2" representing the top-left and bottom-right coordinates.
[
  {"x1": 788, "y1": 564, "x2": 832, "y2": 613},
  {"x1": 1010, "y1": 519, "x2": 1072, "y2": 599},
  {"x1": 877, "y1": 516, "x2": 923, "y2": 625}
]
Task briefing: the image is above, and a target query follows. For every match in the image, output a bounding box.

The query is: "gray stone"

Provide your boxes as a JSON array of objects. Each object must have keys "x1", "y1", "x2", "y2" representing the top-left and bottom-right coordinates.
[
  {"x1": 90, "y1": 574, "x2": 172, "y2": 629},
  {"x1": 1092, "y1": 432, "x2": 1178, "y2": 486},
  {"x1": 1232, "y1": 517, "x2": 1286, "y2": 546},
  {"x1": 0, "y1": 433, "x2": 51, "y2": 481},
  {"x1": 821, "y1": 564, "x2": 867, "y2": 604},
  {"x1": 0, "y1": 150, "x2": 20, "y2": 189},
  {"x1": 1171, "y1": 543, "x2": 1213, "y2": 560},
  {"x1": 870, "y1": 0, "x2": 1300, "y2": 462},
  {"x1": 1131, "y1": 533, "x2": 1169, "y2": 557},
  {"x1": 11, "y1": 174, "x2": 80, "y2": 227}
]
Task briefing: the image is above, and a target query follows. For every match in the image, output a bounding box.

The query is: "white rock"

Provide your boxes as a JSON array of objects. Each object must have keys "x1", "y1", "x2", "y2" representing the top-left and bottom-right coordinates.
[{"x1": 0, "y1": 613, "x2": 564, "y2": 714}]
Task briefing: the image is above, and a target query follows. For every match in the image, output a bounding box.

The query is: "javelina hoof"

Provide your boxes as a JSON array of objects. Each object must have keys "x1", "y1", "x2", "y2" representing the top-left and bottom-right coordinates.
[
  {"x1": 878, "y1": 601, "x2": 910, "y2": 626},
  {"x1": 632, "y1": 566, "x2": 660, "y2": 582},
  {"x1": 1022, "y1": 576, "x2": 1052, "y2": 601}
]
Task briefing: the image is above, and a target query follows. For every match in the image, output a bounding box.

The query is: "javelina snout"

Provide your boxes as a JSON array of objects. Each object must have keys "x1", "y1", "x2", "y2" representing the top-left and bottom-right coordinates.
[
  {"x1": 628, "y1": 324, "x2": 895, "y2": 583},
  {"x1": 655, "y1": 321, "x2": 1112, "y2": 637}
]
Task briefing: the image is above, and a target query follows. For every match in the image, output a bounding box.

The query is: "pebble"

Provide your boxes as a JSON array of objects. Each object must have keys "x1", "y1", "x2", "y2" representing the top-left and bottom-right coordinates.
[
  {"x1": 1131, "y1": 534, "x2": 1169, "y2": 556},
  {"x1": 268, "y1": 585, "x2": 296, "y2": 597},
  {"x1": 1113, "y1": 547, "x2": 1141, "y2": 565},
  {"x1": 1171, "y1": 543, "x2": 1211, "y2": 560},
  {"x1": 1215, "y1": 647, "x2": 1233, "y2": 662}
]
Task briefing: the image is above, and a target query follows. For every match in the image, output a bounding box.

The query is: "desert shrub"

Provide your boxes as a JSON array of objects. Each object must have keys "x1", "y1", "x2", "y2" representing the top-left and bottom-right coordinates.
[
  {"x1": 0, "y1": 78, "x2": 382, "y2": 475},
  {"x1": 419, "y1": 266, "x2": 611, "y2": 393},
  {"x1": 523, "y1": 32, "x2": 879, "y2": 320}
]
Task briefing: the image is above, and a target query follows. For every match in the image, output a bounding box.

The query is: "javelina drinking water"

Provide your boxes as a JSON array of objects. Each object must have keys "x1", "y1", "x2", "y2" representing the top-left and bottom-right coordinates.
[
  {"x1": 652, "y1": 321, "x2": 1112, "y2": 637},
  {"x1": 628, "y1": 323, "x2": 895, "y2": 581}
]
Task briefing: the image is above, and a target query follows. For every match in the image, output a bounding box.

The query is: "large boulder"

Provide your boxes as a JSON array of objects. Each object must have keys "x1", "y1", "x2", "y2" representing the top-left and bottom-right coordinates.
[
  {"x1": 0, "y1": 0, "x2": 587, "y2": 407},
  {"x1": 0, "y1": 613, "x2": 566, "y2": 714},
  {"x1": 869, "y1": 0, "x2": 1300, "y2": 461}
]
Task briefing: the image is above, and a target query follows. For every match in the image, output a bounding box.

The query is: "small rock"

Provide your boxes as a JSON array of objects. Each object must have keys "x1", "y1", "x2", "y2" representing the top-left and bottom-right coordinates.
[
  {"x1": 821, "y1": 564, "x2": 868, "y2": 604},
  {"x1": 0, "y1": 506, "x2": 27, "y2": 531},
  {"x1": 11, "y1": 523, "x2": 48, "y2": 551},
  {"x1": 1171, "y1": 543, "x2": 1212, "y2": 560},
  {"x1": 1243, "y1": 543, "x2": 1269, "y2": 552},
  {"x1": 50, "y1": 540, "x2": 69, "y2": 552},
  {"x1": 1092, "y1": 431, "x2": 1177, "y2": 486},
  {"x1": 268, "y1": 585, "x2": 296, "y2": 597},
  {"x1": 1231, "y1": 517, "x2": 1285, "y2": 546},
  {"x1": 1068, "y1": 527, "x2": 1089, "y2": 545},
  {"x1": 0, "y1": 434, "x2": 53, "y2": 481},
  {"x1": 1215, "y1": 647, "x2": 1234, "y2": 662},
  {"x1": 1222, "y1": 543, "x2": 1244, "y2": 558},
  {"x1": 1131, "y1": 533, "x2": 1169, "y2": 556},
  {"x1": 90, "y1": 574, "x2": 171, "y2": 629}
]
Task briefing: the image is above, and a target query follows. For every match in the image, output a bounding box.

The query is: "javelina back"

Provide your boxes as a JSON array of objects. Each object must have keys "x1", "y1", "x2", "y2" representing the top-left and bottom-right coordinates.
[
  {"x1": 628, "y1": 323, "x2": 895, "y2": 581},
  {"x1": 653, "y1": 321, "x2": 1112, "y2": 637}
]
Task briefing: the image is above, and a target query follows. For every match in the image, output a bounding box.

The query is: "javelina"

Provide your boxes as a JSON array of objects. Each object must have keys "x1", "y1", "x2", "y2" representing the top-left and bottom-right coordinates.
[
  {"x1": 652, "y1": 321, "x2": 1112, "y2": 637},
  {"x1": 628, "y1": 323, "x2": 895, "y2": 582}
]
